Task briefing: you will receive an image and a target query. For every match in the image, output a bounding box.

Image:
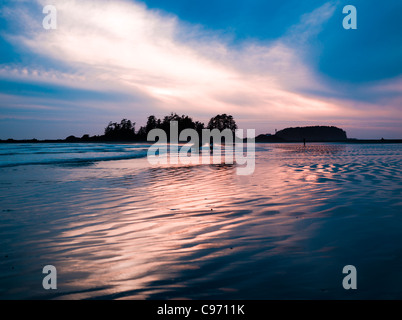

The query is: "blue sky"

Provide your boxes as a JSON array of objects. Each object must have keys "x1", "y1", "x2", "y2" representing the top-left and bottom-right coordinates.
[{"x1": 0, "y1": 0, "x2": 401, "y2": 139}]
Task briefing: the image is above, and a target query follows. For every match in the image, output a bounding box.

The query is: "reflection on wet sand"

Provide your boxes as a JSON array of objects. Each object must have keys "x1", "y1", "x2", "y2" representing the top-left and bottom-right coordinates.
[{"x1": 0, "y1": 143, "x2": 401, "y2": 299}]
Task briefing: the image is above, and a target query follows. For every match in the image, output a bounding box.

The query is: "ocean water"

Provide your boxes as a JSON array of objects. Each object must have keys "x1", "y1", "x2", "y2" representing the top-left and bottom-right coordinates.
[{"x1": 0, "y1": 142, "x2": 401, "y2": 299}]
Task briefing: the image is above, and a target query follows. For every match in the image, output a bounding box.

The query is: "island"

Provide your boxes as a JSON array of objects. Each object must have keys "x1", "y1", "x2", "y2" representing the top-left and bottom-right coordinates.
[
  {"x1": 255, "y1": 126, "x2": 402, "y2": 143},
  {"x1": 255, "y1": 126, "x2": 347, "y2": 142}
]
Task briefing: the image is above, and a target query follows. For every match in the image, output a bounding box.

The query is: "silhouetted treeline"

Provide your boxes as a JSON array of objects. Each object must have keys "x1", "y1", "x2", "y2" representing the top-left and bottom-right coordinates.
[
  {"x1": 255, "y1": 126, "x2": 348, "y2": 142},
  {"x1": 275, "y1": 126, "x2": 347, "y2": 142},
  {"x1": 207, "y1": 114, "x2": 237, "y2": 132},
  {"x1": 104, "y1": 119, "x2": 136, "y2": 141},
  {"x1": 136, "y1": 113, "x2": 206, "y2": 140},
  {"x1": 65, "y1": 113, "x2": 237, "y2": 142},
  {"x1": 3, "y1": 119, "x2": 402, "y2": 143}
]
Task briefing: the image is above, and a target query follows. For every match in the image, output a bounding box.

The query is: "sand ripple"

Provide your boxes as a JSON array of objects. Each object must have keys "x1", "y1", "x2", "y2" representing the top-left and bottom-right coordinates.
[{"x1": 0, "y1": 143, "x2": 401, "y2": 299}]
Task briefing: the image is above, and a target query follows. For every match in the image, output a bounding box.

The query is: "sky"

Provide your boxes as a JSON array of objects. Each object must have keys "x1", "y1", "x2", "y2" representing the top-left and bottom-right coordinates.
[{"x1": 0, "y1": 0, "x2": 401, "y2": 139}]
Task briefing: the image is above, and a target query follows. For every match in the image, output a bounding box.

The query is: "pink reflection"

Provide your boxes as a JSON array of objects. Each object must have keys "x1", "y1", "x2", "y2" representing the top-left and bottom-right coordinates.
[{"x1": 46, "y1": 144, "x2": 345, "y2": 299}]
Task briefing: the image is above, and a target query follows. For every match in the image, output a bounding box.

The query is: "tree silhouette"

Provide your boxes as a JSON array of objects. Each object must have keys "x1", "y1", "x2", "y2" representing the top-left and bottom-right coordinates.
[
  {"x1": 157, "y1": 113, "x2": 205, "y2": 139},
  {"x1": 194, "y1": 121, "x2": 205, "y2": 137},
  {"x1": 207, "y1": 114, "x2": 237, "y2": 132},
  {"x1": 136, "y1": 113, "x2": 206, "y2": 140},
  {"x1": 145, "y1": 115, "x2": 159, "y2": 133},
  {"x1": 104, "y1": 119, "x2": 136, "y2": 141}
]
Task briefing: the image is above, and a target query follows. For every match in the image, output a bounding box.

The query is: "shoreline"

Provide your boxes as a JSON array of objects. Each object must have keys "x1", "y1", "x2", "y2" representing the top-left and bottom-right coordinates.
[{"x1": 1, "y1": 139, "x2": 402, "y2": 144}]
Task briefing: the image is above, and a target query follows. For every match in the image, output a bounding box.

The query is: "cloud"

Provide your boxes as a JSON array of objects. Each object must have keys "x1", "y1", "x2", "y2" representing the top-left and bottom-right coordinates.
[
  {"x1": 0, "y1": 0, "x2": 401, "y2": 138},
  {"x1": 4, "y1": 1, "x2": 336, "y2": 110},
  {"x1": 286, "y1": 2, "x2": 337, "y2": 44}
]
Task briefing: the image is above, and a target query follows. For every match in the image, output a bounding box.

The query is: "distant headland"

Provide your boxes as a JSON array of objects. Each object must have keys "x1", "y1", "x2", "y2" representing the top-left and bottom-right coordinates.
[
  {"x1": 256, "y1": 126, "x2": 401, "y2": 143},
  {"x1": 0, "y1": 114, "x2": 401, "y2": 143},
  {"x1": 255, "y1": 126, "x2": 347, "y2": 142}
]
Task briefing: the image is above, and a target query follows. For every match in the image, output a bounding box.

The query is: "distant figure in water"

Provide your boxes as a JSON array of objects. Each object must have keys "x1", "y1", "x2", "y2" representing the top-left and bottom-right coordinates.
[{"x1": 303, "y1": 138, "x2": 306, "y2": 147}]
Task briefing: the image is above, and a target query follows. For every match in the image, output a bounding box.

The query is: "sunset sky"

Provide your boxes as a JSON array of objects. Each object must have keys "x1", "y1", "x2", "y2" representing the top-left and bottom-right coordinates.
[{"x1": 0, "y1": 0, "x2": 401, "y2": 139}]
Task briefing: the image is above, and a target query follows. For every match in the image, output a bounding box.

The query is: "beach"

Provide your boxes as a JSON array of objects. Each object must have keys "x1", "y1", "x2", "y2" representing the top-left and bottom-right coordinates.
[{"x1": 1, "y1": 142, "x2": 402, "y2": 299}]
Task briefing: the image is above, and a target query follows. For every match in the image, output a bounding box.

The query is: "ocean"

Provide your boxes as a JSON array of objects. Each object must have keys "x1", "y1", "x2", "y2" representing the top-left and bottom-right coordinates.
[{"x1": 0, "y1": 142, "x2": 401, "y2": 299}]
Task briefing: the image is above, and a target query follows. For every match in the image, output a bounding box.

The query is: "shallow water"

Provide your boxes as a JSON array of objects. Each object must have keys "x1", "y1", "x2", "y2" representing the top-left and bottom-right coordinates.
[{"x1": 0, "y1": 143, "x2": 401, "y2": 299}]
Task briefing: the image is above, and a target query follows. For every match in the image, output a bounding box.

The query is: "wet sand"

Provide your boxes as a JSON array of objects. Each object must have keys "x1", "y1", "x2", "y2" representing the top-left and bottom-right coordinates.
[{"x1": 0, "y1": 143, "x2": 401, "y2": 299}]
